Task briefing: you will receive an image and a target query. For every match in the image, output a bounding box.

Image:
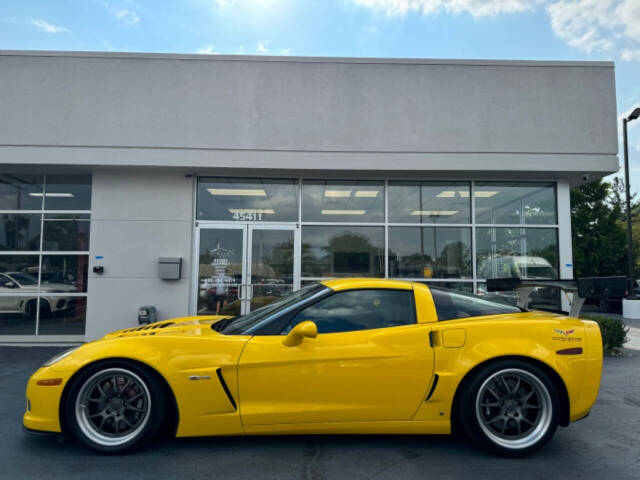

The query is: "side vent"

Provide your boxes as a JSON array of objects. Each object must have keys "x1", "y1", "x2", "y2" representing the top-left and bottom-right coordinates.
[
  {"x1": 216, "y1": 368, "x2": 237, "y2": 410},
  {"x1": 425, "y1": 374, "x2": 439, "y2": 402}
]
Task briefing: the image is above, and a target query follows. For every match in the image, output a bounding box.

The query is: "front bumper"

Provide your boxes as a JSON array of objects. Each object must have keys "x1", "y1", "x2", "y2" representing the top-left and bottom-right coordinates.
[{"x1": 23, "y1": 366, "x2": 71, "y2": 434}]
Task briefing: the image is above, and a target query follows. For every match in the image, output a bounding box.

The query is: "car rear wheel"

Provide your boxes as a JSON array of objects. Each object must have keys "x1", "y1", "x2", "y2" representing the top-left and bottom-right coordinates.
[
  {"x1": 63, "y1": 360, "x2": 166, "y2": 453},
  {"x1": 458, "y1": 359, "x2": 559, "y2": 456}
]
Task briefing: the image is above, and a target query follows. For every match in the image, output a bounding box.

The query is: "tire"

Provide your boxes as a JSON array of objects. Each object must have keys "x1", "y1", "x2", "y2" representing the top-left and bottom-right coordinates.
[
  {"x1": 63, "y1": 360, "x2": 167, "y2": 453},
  {"x1": 24, "y1": 299, "x2": 37, "y2": 320},
  {"x1": 458, "y1": 359, "x2": 560, "y2": 457},
  {"x1": 39, "y1": 299, "x2": 51, "y2": 319}
]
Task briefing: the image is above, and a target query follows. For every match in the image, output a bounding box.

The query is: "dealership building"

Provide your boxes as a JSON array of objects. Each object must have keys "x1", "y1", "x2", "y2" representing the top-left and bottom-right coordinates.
[{"x1": 0, "y1": 50, "x2": 618, "y2": 343}]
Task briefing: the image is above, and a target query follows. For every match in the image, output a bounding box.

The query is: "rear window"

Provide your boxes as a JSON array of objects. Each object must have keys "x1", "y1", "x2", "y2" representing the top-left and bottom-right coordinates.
[{"x1": 430, "y1": 287, "x2": 521, "y2": 321}]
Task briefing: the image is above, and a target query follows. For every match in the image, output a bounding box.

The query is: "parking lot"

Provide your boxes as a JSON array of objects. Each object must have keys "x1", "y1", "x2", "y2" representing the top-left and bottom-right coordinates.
[{"x1": 2, "y1": 329, "x2": 639, "y2": 480}]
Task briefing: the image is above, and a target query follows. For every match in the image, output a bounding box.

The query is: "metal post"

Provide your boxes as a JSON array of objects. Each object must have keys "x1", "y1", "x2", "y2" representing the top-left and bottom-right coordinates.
[{"x1": 623, "y1": 118, "x2": 637, "y2": 298}]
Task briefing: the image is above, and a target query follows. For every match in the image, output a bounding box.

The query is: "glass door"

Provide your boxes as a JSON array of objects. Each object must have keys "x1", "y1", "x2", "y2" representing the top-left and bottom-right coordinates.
[
  {"x1": 195, "y1": 224, "x2": 299, "y2": 316},
  {"x1": 195, "y1": 225, "x2": 246, "y2": 316},
  {"x1": 247, "y1": 225, "x2": 299, "y2": 312}
]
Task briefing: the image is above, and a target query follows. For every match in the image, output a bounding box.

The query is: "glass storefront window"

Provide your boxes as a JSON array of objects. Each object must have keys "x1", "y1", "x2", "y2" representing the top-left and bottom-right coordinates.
[
  {"x1": 302, "y1": 226, "x2": 384, "y2": 278},
  {"x1": 41, "y1": 255, "x2": 89, "y2": 293},
  {"x1": 38, "y1": 297, "x2": 86, "y2": 335},
  {"x1": 0, "y1": 214, "x2": 41, "y2": 251},
  {"x1": 0, "y1": 174, "x2": 44, "y2": 210},
  {"x1": 416, "y1": 281, "x2": 474, "y2": 294},
  {"x1": 476, "y1": 282, "x2": 561, "y2": 312},
  {"x1": 389, "y1": 227, "x2": 472, "y2": 278},
  {"x1": 197, "y1": 178, "x2": 298, "y2": 222},
  {"x1": 476, "y1": 227, "x2": 558, "y2": 279},
  {"x1": 44, "y1": 175, "x2": 92, "y2": 210},
  {"x1": 388, "y1": 182, "x2": 471, "y2": 224},
  {"x1": 0, "y1": 174, "x2": 91, "y2": 337},
  {"x1": 42, "y1": 214, "x2": 90, "y2": 251},
  {"x1": 475, "y1": 182, "x2": 557, "y2": 225},
  {"x1": 302, "y1": 180, "x2": 384, "y2": 223}
]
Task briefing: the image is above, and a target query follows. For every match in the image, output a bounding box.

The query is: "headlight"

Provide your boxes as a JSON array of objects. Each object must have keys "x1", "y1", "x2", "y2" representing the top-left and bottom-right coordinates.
[{"x1": 43, "y1": 346, "x2": 80, "y2": 367}]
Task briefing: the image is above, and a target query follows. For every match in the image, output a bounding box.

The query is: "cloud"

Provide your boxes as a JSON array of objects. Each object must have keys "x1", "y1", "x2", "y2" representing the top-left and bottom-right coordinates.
[
  {"x1": 622, "y1": 49, "x2": 640, "y2": 61},
  {"x1": 256, "y1": 41, "x2": 269, "y2": 54},
  {"x1": 31, "y1": 19, "x2": 70, "y2": 34},
  {"x1": 353, "y1": 0, "x2": 640, "y2": 60},
  {"x1": 546, "y1": 0, "x2": 616, "y2": 53},
  {"x1": 216, "y1": 0, "x2": 236, "y2": 8},
  {"x1": 115, "y1": 9, "x2": 140, "y2": 25},
  {"x1": 197, "y1": 45, "x2": 219, "y2": 54},
  {"x1": 279, "y1": 48, "x2": 291, "y2": 55},
  {"x1": 352, "y1": 0, "x2": 537, "y2": 18}
]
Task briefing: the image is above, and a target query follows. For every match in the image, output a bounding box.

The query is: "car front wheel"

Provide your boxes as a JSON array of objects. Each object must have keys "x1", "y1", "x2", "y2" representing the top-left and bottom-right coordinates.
[
  {"x1": 63, "y1": 360, "x2": 166, "y2": 453},
  {"x1": 459, "y1": 359, "x2": 560, "y2": 456}
]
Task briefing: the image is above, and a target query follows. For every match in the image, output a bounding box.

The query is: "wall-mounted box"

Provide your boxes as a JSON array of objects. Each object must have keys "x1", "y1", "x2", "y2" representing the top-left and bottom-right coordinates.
[{"x1": 159, "y1": 257, "x2": 182, "y2": 280}]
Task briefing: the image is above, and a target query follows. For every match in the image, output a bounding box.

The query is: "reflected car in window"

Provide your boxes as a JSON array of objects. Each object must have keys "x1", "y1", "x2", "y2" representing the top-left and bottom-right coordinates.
[
  {"x1": 0, "y1": 271, "x2": 77, "y2": 318},
  {"x1": 24, "y1": 278, "x2": 602, "y2": 458}
]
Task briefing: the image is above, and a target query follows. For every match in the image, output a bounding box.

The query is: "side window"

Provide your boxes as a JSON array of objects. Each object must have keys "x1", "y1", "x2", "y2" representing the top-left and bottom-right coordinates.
[
  {"x1": 283, "y1": 289, "x2": 415, "y2": 334},
  {"x1": 430, "y1": 287, "x2": 521, "y2": 321}
]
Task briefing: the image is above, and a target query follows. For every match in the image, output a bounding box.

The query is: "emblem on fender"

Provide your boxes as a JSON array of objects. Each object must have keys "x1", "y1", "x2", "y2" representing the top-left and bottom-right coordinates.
[{"x1": 553, "y1": 329, "x2": 575, "y2": 336}]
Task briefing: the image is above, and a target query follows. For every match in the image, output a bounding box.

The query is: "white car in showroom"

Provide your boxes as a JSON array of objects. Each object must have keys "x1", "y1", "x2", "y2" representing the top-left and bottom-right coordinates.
[{"x1": 0, "y1": 271, "x2": 77, "y2": 318}]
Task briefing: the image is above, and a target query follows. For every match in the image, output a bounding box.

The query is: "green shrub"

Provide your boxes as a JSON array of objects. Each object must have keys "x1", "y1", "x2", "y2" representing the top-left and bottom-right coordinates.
[{"x1": 582, "y1": 314, "x2": 629, "y2": 355}]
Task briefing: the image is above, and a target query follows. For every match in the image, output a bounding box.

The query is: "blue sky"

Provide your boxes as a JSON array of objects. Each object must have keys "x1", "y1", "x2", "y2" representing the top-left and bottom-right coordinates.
[{"x1": 2, "y1": 0, "x2": 640, "y2": 190}]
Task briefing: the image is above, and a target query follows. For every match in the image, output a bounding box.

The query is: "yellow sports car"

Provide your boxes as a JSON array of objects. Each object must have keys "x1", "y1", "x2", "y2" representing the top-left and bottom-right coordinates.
[{"x1": 24, "y1": 279, "x2": 602, "y2": 456}]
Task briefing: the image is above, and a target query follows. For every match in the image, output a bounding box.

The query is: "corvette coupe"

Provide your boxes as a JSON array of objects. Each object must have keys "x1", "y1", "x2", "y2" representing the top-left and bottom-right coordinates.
[{"x1": 24, "y1": 279, "x2": 602, "y2": 456}]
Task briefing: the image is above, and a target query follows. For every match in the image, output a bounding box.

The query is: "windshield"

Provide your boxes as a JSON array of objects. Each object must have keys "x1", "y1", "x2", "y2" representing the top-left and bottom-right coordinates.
[
  {"x1": 7, "y1": 272, "x2": 38, "y2": 286},
  {"x1": 217, "y1": 284, "x2": 329, "y2": 335}
]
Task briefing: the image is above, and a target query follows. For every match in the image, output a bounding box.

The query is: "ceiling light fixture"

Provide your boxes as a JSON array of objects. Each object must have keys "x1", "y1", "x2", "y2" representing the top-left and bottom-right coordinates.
[
  {"x1": 228, "y1": 208, "x2": 275, "y2": 214},
  {"x1": 321, "y1": 209, "x2": 366, "y2": 215},
  {"x1": 208, "y1": 188, "x2": 267, "y2": 196},
  {"x1": 29, "y1": 193, "x2": 75, "y2": 198},
  {"x1": 411, "y1": 210, "x2": 459, "y2": 216},
  {"x1": 474, "y1": 191, "x2": 499, "y2": 198},
  {"x1": 324, "y1": 190, "x2": 352, "y2": 198},
  {"x1": 354, "y1": 191, "x2": 379, "y2": 198}
]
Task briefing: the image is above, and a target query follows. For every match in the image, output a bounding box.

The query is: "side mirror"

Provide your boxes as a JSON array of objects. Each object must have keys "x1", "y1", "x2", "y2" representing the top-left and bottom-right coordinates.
[
  {"x1": 4, "y1": 281, "x2": 16, "y2": 289},
  {"x1": 283, "y1": 320, "x2": 317, "y2": 347}
]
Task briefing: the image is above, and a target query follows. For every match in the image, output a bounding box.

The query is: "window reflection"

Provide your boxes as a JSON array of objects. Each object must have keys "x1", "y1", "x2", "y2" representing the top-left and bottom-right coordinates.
[
  {"x1": 476, "y1": 282, "x2": 560, "y2": 312},
  {"x1": 197, "y1": 178, "x2": 298, "y2": 222},
  {"x1": 44, "y1": 175, "x2": 92, "y2": 211},
  {"x1": 388, "y1": 182, "x2": 471, "y2": 224},
  {"x1": 476, "y1": 227, "x2": 558, "y2": 279},
  {"x1": 197, "y1": 229, "x2": 243, "y2": 315},
  {"x1": 0, "y1": 214, "x2": 41, "y2": 251},
  {"x1": 302, "y1": 181, "x2": 384, "y2": 223},
  {"x1": 38, "y1": 297, "x2": 86, "y2": 335},
  {"x1": 43, "y1": 214, "x2": 90, "y2": 251},
  {"x1": 475, "y1": 182, "x2": 556, "y2": 225},
  {"x1": 415, "y1": 282, "x2": 474, "y2": 294},
  {"x1": 302, "y1": 226, "x2": 384, "y2": 277},
  {"x1": 0, "y1": 174, "x2": 44, "y2": 210},
  {"x1": 41, "y1": 255, "x2": 89, "y2": 293},
  {"x1": 389, "y1": 227, "x2": 472, "y2": 278}
]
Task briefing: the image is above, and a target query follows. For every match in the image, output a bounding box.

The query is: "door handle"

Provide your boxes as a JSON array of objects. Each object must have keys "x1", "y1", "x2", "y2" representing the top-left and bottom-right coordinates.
[
  {"x1": 247, "y1": 284, "x2": 254, "y2": 300},
  {"x1": 237, "y1": 285, "x2": 244, "y2": 300}
]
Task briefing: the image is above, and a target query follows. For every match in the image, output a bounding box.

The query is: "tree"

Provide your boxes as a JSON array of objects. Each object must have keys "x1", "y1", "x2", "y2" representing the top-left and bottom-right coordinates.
[{"x1": 571, "y1": 180, "x2": 628, "y2": 278}]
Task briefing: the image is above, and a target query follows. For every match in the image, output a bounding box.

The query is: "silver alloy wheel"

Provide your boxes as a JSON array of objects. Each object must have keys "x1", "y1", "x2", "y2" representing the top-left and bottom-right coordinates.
[
  {"x1": 74, "y1": 368, "x2": 152, "y2": 447},
  {"x1": 475, "y1": 368, "x2": 553, "y2": 450}
]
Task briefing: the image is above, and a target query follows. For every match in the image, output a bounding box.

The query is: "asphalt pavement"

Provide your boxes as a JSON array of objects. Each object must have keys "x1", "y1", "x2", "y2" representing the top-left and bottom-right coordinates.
[{"x1": 1, "y1": 341, "x2": 639, "y2": 480}]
